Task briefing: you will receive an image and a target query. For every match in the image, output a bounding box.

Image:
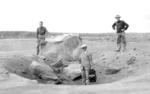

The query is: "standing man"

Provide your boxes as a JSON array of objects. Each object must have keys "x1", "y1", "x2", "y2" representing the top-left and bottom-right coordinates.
[
  {"x1": 79, "y1": 44, "x2": 92, "y2": 85},
  {"x1": 112, "y1": 15, "x2": 129, "y2": 52},
  {"x1": 36, "y1": 21, "x2": 48, "y2": 55}
]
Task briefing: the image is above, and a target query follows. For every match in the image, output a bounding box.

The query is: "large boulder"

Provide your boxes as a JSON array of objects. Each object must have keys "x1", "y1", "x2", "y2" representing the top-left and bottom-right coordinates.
[
  {"x1": 3, "y1": 54, "x2": 33, "y2": 79},
  {"x1": 29, "y1": 60, "x2": 58, "y2": 83},
  {"x1": 39, "y1": 34, "x2": 82, "y2": 66},
  {"x1": 63, "y1": 63, "x2": 81, "y2": 80},
  {"x1": 3, "y1": 54, "x2": 58, "y2": 83}
]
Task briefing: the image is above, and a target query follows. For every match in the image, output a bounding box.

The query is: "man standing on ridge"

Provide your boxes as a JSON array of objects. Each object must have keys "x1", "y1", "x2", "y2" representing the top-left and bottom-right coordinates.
[
  {"x1": 112, "y1": 15, "x2": 129, "y2": 52},
  {"x1": 36, "y1": 21, "x2": 48, "y2": 55}
]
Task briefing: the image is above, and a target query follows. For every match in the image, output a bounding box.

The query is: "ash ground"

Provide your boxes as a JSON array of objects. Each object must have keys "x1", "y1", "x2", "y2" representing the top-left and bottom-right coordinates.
[{"x1": 0, "y1": 36, "x2": 150, "y2": 94}]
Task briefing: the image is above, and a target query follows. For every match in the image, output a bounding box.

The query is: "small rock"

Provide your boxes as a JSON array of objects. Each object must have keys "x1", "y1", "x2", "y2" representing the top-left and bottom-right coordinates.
[
  {"x1": 116, "y1": 56, "x2": 119, "y2": 59},
  {"x1": 102, "y1": 58, "x2": 106, "y2": 60},
  {"x1": 127, "y1": 56, "x2": 136, "y2": 65},
  {"x1": 105, "y1": 69, "x2": 121, "y2": 75},
  {"x1": 133, "y1": 48, "x2": 137, "y2": 51},
  {"x1": 102, "y1": 61, "x2": 106, "y2": 63},
  {"x1": 101, "y1": 54, "x2": 105, "y2": 57}
]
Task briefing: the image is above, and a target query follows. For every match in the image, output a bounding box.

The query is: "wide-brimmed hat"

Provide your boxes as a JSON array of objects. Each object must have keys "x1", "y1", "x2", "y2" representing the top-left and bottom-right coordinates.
[
  {"x1": 80, "y1": 44, "x2": 87, "y2": 48},
  {"x1": 40, "y1": 21, "x2": 43, "y2": 23},
  {"x1": 115, "y1": 15, "x2": 121, "y2": 18}
]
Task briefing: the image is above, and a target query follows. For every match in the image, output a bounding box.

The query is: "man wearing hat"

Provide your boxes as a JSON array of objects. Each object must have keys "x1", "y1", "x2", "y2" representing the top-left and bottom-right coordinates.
[
  {"x1": 112, "y1": 15, "x2": 129, "y2": 52},
  {"x1": 79, "y1": 44, "x2": 92, "y2": 85},
  {"x1": 36, "y1": 21, "x2": 48, "y2": 55}
]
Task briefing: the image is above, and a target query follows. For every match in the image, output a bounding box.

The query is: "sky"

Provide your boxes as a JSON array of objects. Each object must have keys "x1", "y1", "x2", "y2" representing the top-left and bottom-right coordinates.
[{"x1": 0, "y1": 0, "x2": 149, "y2": 33}]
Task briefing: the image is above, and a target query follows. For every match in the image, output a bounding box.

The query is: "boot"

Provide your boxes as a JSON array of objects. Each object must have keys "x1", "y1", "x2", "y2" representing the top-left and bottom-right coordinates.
[
  {"x1": 122, "y1": 42, "x2": 126, "y2": 52},
  {"x1": 116, "y1": 43, "x2": 121, "y2": 52},
  {"x1": 85, "y1": 79, "x2": 89, "y2": 85},
  {"x1": 122, "y1": 47, "x2": 126, "y2": 52}
]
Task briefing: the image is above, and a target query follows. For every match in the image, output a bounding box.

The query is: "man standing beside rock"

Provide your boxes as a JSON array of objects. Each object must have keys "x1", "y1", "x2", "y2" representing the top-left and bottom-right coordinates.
[
  {"x1": 79, "y1": 44, "x2": 91, "y2": 85},
  {"x1": 36, "y1": 21, "x2": 48, "y2": 55},
  {"x1": 112, "y1": 15, "x2": 129, "y2": 52}
]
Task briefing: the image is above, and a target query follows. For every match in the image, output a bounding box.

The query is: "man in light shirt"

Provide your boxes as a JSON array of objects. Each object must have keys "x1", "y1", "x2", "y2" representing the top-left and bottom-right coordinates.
[{"x1": 79, "y1": 44, "x2": 92, "y2": 85}]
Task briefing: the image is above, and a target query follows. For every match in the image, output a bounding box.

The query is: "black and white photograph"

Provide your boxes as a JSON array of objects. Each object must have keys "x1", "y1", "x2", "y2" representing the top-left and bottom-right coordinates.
[{"x1": 0, "y1": 0, "x2": 149, "y2": 94}]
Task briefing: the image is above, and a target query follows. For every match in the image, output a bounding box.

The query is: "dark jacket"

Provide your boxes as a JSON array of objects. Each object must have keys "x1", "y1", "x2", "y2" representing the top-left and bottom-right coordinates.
[
  {"x1": 112, "y1": 20, "x2": 129, "y2": 33},
  {"x1": 37, "y1": 26, "x2": 48, "y2": 38}
]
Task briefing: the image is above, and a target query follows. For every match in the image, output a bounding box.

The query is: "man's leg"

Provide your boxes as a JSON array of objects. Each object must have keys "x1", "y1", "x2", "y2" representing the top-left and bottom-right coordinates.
[
  {"x1": 40, "y1": 38, "x2": 47, "y2": 52},
  {"x1": 116, "y1": 33, "x2": 121, "y2": 52},
  {"x1": 36, "y1": 46, "x2": 39, "y2": 55},
  {"x1": 36, "y1": 39, "x2": 40, "y2": 55},
  {"x1": 37, "y1": 39, "x2": 43, "y2": 55},
  {"x1": 85, "y1": 68, "x2": 89, "y2": 85},
  {"x1": 81, "y1": 67, "x2": 86, "y2": 84},
  {"x1": 122, "y1": 33, "x2": 126, "y2": 52}
]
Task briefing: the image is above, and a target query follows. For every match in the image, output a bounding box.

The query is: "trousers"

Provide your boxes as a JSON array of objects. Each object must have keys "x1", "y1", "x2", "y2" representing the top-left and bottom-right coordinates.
[
  {"x1": 37, "y1": 36, "x2": 47, "y2": 55},
  {"x1": 116, "y1": 32, "x2": 126, "y2": 51},
  {"x1": 81, "y1": 66, "x2": 90, "y2": 85}
]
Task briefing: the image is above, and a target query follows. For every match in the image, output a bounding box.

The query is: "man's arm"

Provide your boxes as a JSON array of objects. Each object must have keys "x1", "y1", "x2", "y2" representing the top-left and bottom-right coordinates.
[
  {"x1": 124, "y1": 22, "x2": 129, "y2": 30},
  {"x1": 36, "y1": 28, "x2": 39, "y2": 38},
  {"x1": 86, "y1": 54, "x2": 92, "y2": 69},
  {"x1": 112, "y1": 22, "x2": 116, "y2": 30},
  {"x1": 45, "y1": 27, "x2": 48, "y2": 33},
  {"x1": 78, "y1": 58, "x2": 81, "y2": 64},
  {"x1": 44, "y1": 27, "x2": 49, "y2": 37}
]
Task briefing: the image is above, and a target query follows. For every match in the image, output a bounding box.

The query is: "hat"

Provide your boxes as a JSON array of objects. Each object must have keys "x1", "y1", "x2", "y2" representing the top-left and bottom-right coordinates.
[
  {"x1": 115, "y1": 15, "x2": 121, "y2": 18},
  {"x1": 80, "y1": 44, "x2": 87, "y2": 48},
  {"x1": 40, "y1": 21, "x2": 43, "y2": 23}
]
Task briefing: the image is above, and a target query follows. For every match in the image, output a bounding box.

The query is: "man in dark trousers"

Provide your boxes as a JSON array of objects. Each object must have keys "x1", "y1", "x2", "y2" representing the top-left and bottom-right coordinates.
[
  {"x1": 112, "y1": 15, "x2": 129, "y2": 52},
  {"x1": 36, "y1": 21, "x2": 48, "y2": 55}
]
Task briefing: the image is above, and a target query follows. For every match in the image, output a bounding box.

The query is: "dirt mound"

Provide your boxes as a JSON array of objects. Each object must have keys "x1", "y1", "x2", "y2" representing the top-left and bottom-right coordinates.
[
  {"x1": 93, "y1": 48, "x2": 149, "y2": 69},
  {"x1": 88, "y1": 47, "x2": 150, "y2": 84}
]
